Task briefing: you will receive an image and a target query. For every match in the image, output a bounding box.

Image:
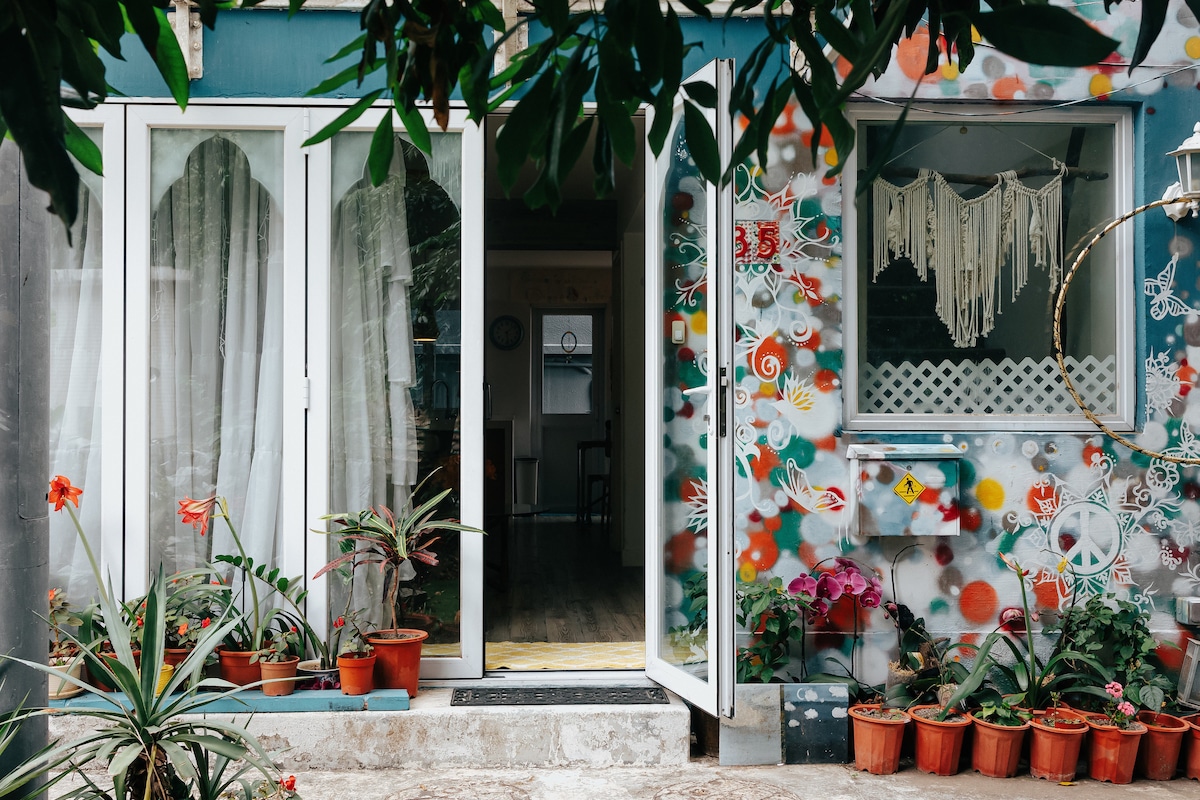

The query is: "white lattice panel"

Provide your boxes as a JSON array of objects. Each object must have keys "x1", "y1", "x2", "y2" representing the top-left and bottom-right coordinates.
[{"x1": 861, "y1": 355, "x2": 1116, "y2": 415}]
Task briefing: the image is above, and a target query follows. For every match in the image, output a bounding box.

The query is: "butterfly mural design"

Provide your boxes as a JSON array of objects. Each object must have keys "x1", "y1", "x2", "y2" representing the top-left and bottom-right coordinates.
[
  {"x1": 780, "y1": 458, "x2": 845, "y2": 513},
  {"x1": 1145, "y1": 254, "x2": 1194, "y2": 321}
]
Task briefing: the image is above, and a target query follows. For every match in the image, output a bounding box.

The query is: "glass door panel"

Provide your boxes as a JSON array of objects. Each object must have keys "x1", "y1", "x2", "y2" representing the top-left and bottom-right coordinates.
[
  {"x1": 645, "y1": 60, "x2": 735, "y2": 717},
  {"x1": 308, "y1": 107, "x2": 485, "y2": 679}
]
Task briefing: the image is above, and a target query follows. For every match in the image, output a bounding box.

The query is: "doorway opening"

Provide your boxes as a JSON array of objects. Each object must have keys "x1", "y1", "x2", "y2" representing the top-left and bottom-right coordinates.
[{"x1": 482, "y1": 113, "x2": 647, "y2": 671}]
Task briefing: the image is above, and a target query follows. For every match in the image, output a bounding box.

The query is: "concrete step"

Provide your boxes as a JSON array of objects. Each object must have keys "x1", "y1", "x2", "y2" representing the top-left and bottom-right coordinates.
[{"x1": 49, "y1": 686, "x2": 692, "y2": 769}]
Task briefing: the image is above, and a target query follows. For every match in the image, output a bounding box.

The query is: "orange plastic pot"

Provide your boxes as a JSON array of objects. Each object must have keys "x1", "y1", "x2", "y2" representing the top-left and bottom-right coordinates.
[
  {"x1": 259, "y1": 656, "x2": 300, "y2": 697},
  {"x1": 1088, "y1": 718, "x2": 1146, "y2": 784},
  {"x1": 1029, "y1": 710, "x2": 1088, "y2": 782},
  {"x1": 1137, "y1": 711, "x2": 1188, "y2": 780},
  {"x1": 849, "y1": 704, "x2": 910, "y2": 775},
  {"x1": 365, "y1": 629, "x2": 427, "y2": 697},
  {"x1": 217, "y1": 647, "x2": 262, "y2": 686},
  {"x1": 1184, "y1": 714, "x2": 1200, "y2": 780},
  {"x1": 968, "y1": 712, "x2": 1030, "y2": 778},
  {"x1": 338, "y1": 652, "x2": 376, "y2": 696},
  {"x1": 909, "y1": 704, "x2": 972, "y2": 776}
]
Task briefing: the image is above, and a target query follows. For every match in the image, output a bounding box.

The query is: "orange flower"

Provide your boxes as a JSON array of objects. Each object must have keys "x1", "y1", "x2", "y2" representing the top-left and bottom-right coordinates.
[
  {"x1": 178, "y1": 496, "x2": 218, "y2": 536},
  {"x1": 178, "y1": 622, "x2": 189, "y2": 636},
  {"x1": 48, "y1": 476, "x2": 82, "y2": 511},
  {"x1": 48, "y1": 588, "x2": 57, "y2": 602}
]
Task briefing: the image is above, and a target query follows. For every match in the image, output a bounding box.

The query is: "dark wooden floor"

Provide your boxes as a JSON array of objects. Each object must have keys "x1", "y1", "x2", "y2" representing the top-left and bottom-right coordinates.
[{"x1": 484, "y1": 517, "x2": 644, "y2": 643}]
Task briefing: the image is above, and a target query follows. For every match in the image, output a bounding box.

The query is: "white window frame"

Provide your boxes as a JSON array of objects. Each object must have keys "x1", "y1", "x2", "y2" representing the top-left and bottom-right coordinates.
[
  {"x1": 124, "y1": 105, "x2": 309, "y2": 596},
  {"x1": 841, "y1": 104, "x2": 1135, "y2": 433}
]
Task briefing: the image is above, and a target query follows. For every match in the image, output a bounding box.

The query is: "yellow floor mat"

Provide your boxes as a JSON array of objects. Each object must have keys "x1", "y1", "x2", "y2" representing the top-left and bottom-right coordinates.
[{"x1": 485, "y1": 641, "x2": 645, "y2": 671}]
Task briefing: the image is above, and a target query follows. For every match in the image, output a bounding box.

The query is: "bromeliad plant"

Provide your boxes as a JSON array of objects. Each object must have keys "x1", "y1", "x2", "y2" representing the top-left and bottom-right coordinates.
[
  {"x1": 0, "y1": 477, "x2": 299, "y2": 800},
  {"x1": 939, "y1": 552, "x2": 1111, "y2": 718},
  {"x1": 315, "y1": 470, "x2": 485, "y2": 632},
  {"x1": 178, "y1": 495, "x2": 327, "y2": 668}
]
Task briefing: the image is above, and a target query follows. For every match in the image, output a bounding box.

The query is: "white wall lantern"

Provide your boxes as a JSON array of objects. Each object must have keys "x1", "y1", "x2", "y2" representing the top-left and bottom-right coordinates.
[{"x1": 1163, "y1": 123, "x2": 1200, "y2": 220}]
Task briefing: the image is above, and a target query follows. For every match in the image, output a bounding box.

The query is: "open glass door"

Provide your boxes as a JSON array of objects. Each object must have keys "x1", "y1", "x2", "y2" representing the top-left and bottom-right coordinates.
[
  {"x1": 307, "y1": 106, "x2": 485, "y2": 678},
  {"x1": 644, "y1": 60, "x2": 735, "y2": 717}
]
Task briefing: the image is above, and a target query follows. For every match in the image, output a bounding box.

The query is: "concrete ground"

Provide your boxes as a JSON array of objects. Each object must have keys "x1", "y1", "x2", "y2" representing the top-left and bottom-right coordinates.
[{"x1": 259, "y1": 760, "x2": 1200, "y2": 799}]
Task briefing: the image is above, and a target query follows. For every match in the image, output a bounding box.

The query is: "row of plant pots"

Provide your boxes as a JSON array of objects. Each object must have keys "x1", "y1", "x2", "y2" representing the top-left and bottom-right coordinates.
[
  {"x1": 850, "y1": 703, "x2": 1200, "y2": 783},
  {"x1": 53, "y1": 628, "x2": 426, "y2": 700}
]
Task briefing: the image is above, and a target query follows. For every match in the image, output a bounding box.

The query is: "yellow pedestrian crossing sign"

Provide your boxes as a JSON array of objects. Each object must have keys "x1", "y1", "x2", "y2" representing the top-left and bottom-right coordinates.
[{"x1": 894, "y1": 472, "x2": 924, "y2": 505}]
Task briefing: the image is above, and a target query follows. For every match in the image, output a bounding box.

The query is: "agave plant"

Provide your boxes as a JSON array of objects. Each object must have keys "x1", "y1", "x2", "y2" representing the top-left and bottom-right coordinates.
[
  {"x1": 316, "y1": 470, "x2": 485, "y2": 631},
  {"x1": 0, "y1": 477, "x2": 297, "y2": 800}
]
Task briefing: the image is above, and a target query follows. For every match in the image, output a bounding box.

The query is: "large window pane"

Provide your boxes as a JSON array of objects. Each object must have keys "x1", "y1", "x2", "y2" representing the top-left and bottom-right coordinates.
[
  {"x1": 148, "y1": 130, "x2": 285, "y2": 575},
  {"x1": 328, "y1": 130, "x2": 464, "y2": 656},
  {"x1": 853, "y1": 113, "x2": 1123, "y2": 423}
]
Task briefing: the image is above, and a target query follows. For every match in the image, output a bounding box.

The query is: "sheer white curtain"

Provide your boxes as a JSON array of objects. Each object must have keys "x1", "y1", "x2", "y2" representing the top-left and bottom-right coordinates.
[
  {"x1": 149, "y1": 135, "x2": 284, "y2": 575},
  {"x1": 329, "y1": 155, "x2": 421, "y2": 625},
  {"x1": 48, "y1": 187, "x2": 105, "y2": 595}
]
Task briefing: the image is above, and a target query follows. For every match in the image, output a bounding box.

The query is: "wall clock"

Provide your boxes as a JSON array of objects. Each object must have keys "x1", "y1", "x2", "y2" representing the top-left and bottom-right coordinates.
[{"x1": 489, "y1": 315, "x2": 524, "y2": 350}]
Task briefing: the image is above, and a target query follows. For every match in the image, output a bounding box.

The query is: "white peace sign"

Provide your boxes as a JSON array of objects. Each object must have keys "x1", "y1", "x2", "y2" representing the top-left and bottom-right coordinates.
[{"x1": 1048, "y1": 501, "x2": 1122, "y2": 576}]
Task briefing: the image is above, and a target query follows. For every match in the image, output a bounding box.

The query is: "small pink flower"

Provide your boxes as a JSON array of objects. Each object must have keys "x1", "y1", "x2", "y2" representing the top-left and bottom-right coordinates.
[
  {"x1": 1105, "y1": 681, "x2": 1123, "y2": 699},
  {"x1": 1117, "y1": 701, "x2": 1134, "y2": 717}
]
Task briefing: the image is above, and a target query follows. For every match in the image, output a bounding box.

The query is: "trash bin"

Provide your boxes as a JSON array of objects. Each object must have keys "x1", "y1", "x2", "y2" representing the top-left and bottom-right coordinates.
[{"x1": 514, "y1": 457, "x2": 539, "y2": 507}]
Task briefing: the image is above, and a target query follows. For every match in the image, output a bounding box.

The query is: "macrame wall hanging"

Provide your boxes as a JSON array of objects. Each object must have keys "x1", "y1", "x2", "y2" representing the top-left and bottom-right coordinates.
[{"x1": 872, "y1": 161, "x2": 1066, "y2": 348}]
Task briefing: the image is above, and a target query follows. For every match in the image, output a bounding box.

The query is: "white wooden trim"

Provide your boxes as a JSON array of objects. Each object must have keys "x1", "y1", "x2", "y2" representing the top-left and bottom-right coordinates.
[{"x1": 841, "y1": 104, "x2": 1136, "y2": 433}]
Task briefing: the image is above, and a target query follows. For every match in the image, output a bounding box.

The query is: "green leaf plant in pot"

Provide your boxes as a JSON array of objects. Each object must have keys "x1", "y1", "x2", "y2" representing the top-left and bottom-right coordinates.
[
  {"x1": 46, "y1": 585, "x2": 85, "y2": 699},
  {"x1": 967, "y1": 697, "x2": 1033, "y2": 778},
  {"x1": 316, "y1": 469, "x2": 485, "y2": 697},
  {"x1": 0, "y1": 476, "x2": 297, "y2": 800},
  {"x1": 334, "y1": 609, "x2": 376, "y2": 696},
  {"x1": 939, "y1": 553, "x2": 1110, "y2": 781},
  {"x1": 178, "y1": 494, "x2": 329, "y2": 685}
]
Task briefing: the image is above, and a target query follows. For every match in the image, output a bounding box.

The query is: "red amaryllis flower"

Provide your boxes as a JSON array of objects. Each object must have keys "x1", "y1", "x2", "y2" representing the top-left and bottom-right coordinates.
[
  {"x1": 48, "y1": 476, "x2": 82, "y2": 511},
  {"x1": 178, "y1": 496, "x2": 218, "y2": 536}
]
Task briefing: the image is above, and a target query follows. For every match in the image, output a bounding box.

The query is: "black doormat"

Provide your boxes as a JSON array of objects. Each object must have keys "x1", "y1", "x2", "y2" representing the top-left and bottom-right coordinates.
[{"x1": 451, "y1": 686, "x2": 670, "y2": 706}]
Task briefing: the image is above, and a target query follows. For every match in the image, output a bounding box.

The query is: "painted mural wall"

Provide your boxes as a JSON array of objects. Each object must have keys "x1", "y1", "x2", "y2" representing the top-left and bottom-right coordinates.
[{"x1": 721, "y1": 0, "x2": 1200, "y2": 684}]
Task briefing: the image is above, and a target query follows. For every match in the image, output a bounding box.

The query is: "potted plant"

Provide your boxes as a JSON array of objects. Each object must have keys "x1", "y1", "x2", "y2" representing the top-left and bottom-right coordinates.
[
  {"x1": 1136, "y1": 708, "x2": 1189, "y2": 780},
  {"x1": 1085, "y1": 681, "x2": 1147, "y2": 784},
  {"x1": 255, "y1": 626, "x2": 301, "y2": 697},
  {"x1": 734, "y1": 576, "x2": 809, "y2": 683},
  {"x1": 178, "y1": 495, "x2": 329, "y2": 685},
  {"x1": 968, "y1": 698, "x2": 1032, "y2": 778},
  {"x1": 0, "y1": 476, "x2": 297, "y2": 800},
  {"x1": 316, "y1": 471, "x2": 484, "y2": 697},
  {"x1": 847, "y1": 704, "x2": 909, "y2": 774},
  {"x1": 908, "y1": 701, "x2": 972, "y2": 775},
  {"x1": 47, "y1": 587, "x2": 85, "y2": 699},
  {"x1": 1183, "y1": 712, "x2": 1200, "y2": 780},
  {"x1": 334, "y1": 610, "x2": 376, "y2": 696}
]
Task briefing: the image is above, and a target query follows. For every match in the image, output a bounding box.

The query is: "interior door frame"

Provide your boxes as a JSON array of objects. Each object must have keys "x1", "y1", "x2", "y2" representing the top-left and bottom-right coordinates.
[
  {"x1": 643, "y1": 60, "x2": 736, "y2": 718},
  {"x1": 305, "y1": 105, "x2": 486, "y2": 679}
]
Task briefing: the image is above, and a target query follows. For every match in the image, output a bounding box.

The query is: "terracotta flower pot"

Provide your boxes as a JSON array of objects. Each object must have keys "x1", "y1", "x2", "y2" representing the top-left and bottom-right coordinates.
[
  {"x1": 1029, "y1": 710, "x2": 1088, "y2": 782},
  {"x1": 1137, "y1": 711, "x2": 1188, "y2": 780},
  {"x1": 88, "y1": 649, "x2": 141, "y2": 692},
  {"x1": 1184, "y1": 713, "x2": 1200, "y2": 780},
  {"x1": 337, "y1": 652, "x2": 376, "y2": 696},
  {"x1": 365, "y1": 629, "x2": 427, "y2": 697},
  {"x1": 1087, "y1": 717, "x2": 1146, "y2": 784},
  {"x1": 909, "y1": 704, "x2": 972, "y2": 776},
  {"x1": 217, "y1": 647, "x2": 262, "y2": 686},
  {"x1": 259, "y1": 656, "x2": 300, "y2": 697},
  {"x1": 968, "y1": 712, "x2": 1030, "y2": 778},
  {"x1": 848, "y1": 703, "x2": 910, "y2": 775},
  {"x1": 163, "y1": 647, "x2": 192, "y2": 668}
]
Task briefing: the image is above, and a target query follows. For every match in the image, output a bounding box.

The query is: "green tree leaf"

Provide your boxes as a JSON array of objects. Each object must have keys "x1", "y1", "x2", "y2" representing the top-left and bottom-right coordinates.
[
  {"x1": 303, "y1": 89, "x2": 385, "y2": 146},
  {"x1": 368, "y1": 112, "x2": 395, "y2": 186},
  {"x1": 64, "y1": 113, "x2": 103, "y2": 176},
  {"x1": 970, "y1": 5, "x2": 1119, "y2": 67}
]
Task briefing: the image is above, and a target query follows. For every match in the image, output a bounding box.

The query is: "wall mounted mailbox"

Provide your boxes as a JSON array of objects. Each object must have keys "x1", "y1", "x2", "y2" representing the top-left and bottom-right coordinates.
[{"x1": 847, "y1": 444, "x2": 962, "y2": 537}]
